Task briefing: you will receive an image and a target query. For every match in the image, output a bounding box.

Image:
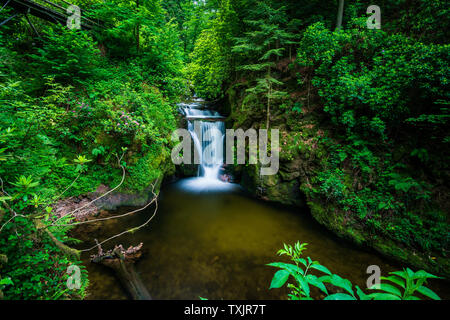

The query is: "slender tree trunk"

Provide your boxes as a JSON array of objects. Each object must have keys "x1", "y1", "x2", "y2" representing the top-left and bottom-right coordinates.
[
  {"x1": 267, "y1": 67, "x2": 271, "y2": 130},
  {"x1": 136, "y1": 0, "x2": 140, "y2": 53},
  {"x1": 267, "y1": 84, "x2": 271, "y2": 130},
  {"x1": 276, "y1": 39, "x2": 280, "y2": 62},
  {"x1": 336, "y1": 0, "x2": 344, "y2": 30}
]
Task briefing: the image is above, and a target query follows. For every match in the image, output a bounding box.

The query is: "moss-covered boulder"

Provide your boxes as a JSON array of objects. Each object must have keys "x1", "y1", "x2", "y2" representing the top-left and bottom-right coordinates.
[{"x1": 241, "y1": 162, "x2": 305, "y2": 207}]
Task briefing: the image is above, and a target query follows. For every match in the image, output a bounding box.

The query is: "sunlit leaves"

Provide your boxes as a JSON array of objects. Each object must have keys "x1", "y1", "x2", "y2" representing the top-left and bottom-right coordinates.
[
  {"x1": 269, "y1": 242, "x2": 441, "y2": 300},
  {"x1": 267, "y1": 262, "x2": 304, "y2": 276},
  {"x1": 269, "y1": 270, "x2": 290, "y2": 289},
  {"x1": 367, "y1": 293, "x2": 401, "y2": 300},
  {"x1": 369, "y1": 283, "x2": 402, "y2": 297},
  {"x1": 416, "y1": 286, "x2": 441, "y2": 300},
  {"x1": 309, "y1": 263, "x2": 332, "y2": 275},
  {"x1": 324, "y1": 293, "x2": 356, "y2": 300}
]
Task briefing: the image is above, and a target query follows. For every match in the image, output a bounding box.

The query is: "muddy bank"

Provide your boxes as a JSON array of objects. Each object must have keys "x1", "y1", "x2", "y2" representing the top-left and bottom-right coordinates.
[{"x1": 52, "y1": 183, "x2": 159, "y2": 222}]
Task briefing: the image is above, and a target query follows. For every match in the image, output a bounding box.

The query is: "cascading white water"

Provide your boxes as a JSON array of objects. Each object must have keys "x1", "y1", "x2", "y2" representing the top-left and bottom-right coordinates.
[
  {"x1": 176, "y1": 99, "x2": 240, "y2": 192},
  {"x1": 195, "y1": 121, "x2": 225, "y2": 180},
  {"x1": 179, "y1": 99, "x2": 226, "y2": 184}
]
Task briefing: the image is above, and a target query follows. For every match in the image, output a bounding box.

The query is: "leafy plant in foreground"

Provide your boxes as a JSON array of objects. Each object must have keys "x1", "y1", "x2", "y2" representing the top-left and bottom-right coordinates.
[{"x1": 268, "y1": 241, "x2": 441, "y2": 300}]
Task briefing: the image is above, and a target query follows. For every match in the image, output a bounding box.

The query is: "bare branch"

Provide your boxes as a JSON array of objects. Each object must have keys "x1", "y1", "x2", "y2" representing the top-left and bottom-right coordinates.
[
  {"x1": 51, "y1": 152, "x2": 126, "y2": 226},
  {"x1": 78, "y1": 181, "x2": 159, "y2": 253}
]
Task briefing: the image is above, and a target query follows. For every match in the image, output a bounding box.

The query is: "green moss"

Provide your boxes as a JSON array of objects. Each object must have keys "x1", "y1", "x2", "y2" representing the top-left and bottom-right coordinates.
[{"x1": 123, "y1": 145, "x2": 171, "y2": 192}]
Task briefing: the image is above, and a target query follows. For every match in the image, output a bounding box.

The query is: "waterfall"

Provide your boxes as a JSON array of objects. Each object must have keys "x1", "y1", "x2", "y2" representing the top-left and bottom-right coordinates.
[
  {"x1": 179, "y1": 100, "x2": 225, "y2": 182},
  {"x1": 176, "y1": 99, "x2": 240, "y2": 192},
  {"x1": 194, "y1": 121, "x2": 225, "y2": 180}
]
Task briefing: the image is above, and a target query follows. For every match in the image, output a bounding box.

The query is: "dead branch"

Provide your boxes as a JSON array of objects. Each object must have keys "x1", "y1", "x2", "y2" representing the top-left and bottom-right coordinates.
[
  {"x1": 91, "y1": 241, "x2": 151, "y2": 300},
  {"x1": 78, "y1": 179, "x2": 159, "y2": 253}
]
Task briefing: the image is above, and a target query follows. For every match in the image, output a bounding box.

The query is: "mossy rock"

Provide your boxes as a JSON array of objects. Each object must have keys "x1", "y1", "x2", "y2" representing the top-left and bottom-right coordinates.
[
  {"x1": 307, "y1": 199, "x2": 450, "y2": 278},
  {"x1": 241, "y1": 163, "x2": 304, "y2": 206}
]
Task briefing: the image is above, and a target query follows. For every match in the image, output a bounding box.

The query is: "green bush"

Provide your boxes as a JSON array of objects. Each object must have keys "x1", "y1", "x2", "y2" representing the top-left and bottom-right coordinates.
[{"x1": 29, "y1": 26, "x2": 101, "y2": 86}]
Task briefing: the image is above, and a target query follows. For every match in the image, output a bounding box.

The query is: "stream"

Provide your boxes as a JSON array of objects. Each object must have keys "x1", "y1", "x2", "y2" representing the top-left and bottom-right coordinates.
[{"x1": 76, "y1": 99, "x2": 449, "y2": 300}]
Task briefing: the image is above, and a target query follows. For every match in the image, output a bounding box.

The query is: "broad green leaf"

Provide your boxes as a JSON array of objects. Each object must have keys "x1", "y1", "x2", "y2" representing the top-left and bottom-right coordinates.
[
  {"x1": 416, "y1": 286, "x2": 441, "y2": 300},
  {"x1": 297, "y1": 258, "x2": 307, "y2": 267},
  {"x1": 269, "y1": 270, "x2": 290, "y2": 289},
  {"x1": 367, "y1": 293, "x2": 402, "y2": 300},
  {"x1": 412, "y1": 270, "x2": 440, "y2": 280},
  {"x1": 267, "y1": 262, "x2": 304, "y2": 275},
  {"x1": 299, "y1": 297, "x2": 314, "y2": 300},
  {"x1": 294, "y1": 273, "x2": 310, "y2": 297},
  {"x1": 404, "y1": 296, "x2": 421, "y2": 300},
  {"x1": 326, "y1": 274, "x2": 354, "y2": 296},
  {"x1": 309, "y1": 263, "x2": 332, "y2": 275},
  {"x1": 306, "y1": 274, "x2": 328, "y2": 295},
  {"x1": 324, "y1": 293, "x2": 356, "y2": 300},
  {"x1": 369, "y1": 283, "x2": 402, "y2": 297},
  {"x1": 318, "y1": 275, "x2": 331, "y2": 283},
  {"x1": 381, "y1": 275, "x2": 405, "y2": 288},
  {"x1": 390, "y1": 270, "x2": 408, "y2": 279},
  {"x1": 0, "y1": 277, "x2": 13, "y2": 286},
  {"x1": 355, "y1": 285, "x2": 371, "y2": 300}
]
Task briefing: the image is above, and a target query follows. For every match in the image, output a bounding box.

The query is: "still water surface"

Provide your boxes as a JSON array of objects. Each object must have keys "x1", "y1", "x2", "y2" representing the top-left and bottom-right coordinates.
[{"x1": 76, "y1": 178, "x2": 448, "y2": 300}]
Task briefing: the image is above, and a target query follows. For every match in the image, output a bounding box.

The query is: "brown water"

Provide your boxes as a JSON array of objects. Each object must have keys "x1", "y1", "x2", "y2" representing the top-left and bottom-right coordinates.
[{"x1": 76, "y1": 178, "x2": 449, "y2": 300}]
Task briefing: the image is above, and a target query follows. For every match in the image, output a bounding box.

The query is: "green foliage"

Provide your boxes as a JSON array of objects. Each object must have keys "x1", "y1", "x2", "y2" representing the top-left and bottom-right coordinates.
[
  {"x1": 162, "y1": 0, "x2": 212, "y2": 55},
  {"x1": 86, "y1": 0, "x2": 186, "y2": 98},
  {"x1": 188, "y1": 27, "x2": 230, "y2": 99},
  {"x1": 187, "y1": 0, "x2": 237, "y2": 99},
  {"x1": 373, "y1": 269, "x2": 441, "y2": 300},
  {"x1": 297, "y1": 21, "x2": 449, "y2": 144},
  {"x1": 0, "y1": 0, "x2": 183, "y2": 300},
  {"x1": 0, "y1": 212, "x2": 89, "y2": 300},
  {"x1": 29, "y1": 26, "x2": 101, "y2": 87},
  {"x1": 231, "y1": 0, "x2": 295, "y2": 127},
  {"x1": 1, "y1": 0, "x2": 448, "y2": 300},
  {"x1": 269, "y1": 242, "x2": 441, "y2": 300},
  {"x1": 295, "y1": 20, "x2": 449, "y2": 253}
]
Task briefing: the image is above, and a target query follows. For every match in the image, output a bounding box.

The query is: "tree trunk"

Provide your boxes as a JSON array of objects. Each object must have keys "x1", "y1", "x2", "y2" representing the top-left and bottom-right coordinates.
[
  {"x1": 91, "y1": 242, "x2": 151, "y2": 300},
  {"x1": 336, "y1": 0, "x2": 344, "y2": 30},
  {"x1": 267, "y1": 84, "x2": 271, "y2": 130},
  {"x1": 267, "y1": 67, "x2": 271, "y2": 130},
  {"x1": 136, "y1": 0, "x2": 140, "y2": 53}
]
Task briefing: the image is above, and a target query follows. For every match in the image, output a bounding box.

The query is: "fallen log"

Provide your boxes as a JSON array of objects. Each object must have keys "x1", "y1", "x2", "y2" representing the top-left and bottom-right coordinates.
[{"x1": 91, "y1": 241, "x2": 151, "y2": 300}]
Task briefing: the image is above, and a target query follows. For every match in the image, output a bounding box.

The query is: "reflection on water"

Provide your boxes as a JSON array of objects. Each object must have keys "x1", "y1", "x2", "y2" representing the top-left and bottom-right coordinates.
[{"x1": 75, "y1": 179, "x2": 449, "y2": 300}]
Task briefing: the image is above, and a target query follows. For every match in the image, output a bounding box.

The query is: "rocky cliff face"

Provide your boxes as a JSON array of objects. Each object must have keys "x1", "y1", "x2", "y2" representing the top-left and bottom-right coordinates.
[{"x1": 239, "y1": 160, "x2": 305, "y2": 207}]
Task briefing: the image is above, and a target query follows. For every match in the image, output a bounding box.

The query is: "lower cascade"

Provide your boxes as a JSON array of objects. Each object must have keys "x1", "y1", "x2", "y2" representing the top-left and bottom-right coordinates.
[
  {"x1": 178, "y1": 98, "x2": 232, "y2": 191},
  {"x1": 189, "y1": 120, "x2": 225, "y2": 180}
]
